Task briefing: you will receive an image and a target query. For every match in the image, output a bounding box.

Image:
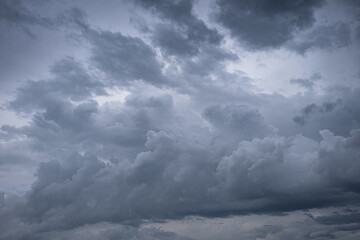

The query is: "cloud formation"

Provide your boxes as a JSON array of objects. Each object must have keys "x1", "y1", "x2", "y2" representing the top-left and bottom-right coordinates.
[
  {"x1": 214, "y1": 0, "x2": 325, "y2": 50},
  {"x1": 135, "y1": 0, "x2": 222, "y2": 56},
  {"x1": 1, "y1": 0, "x2": 360, "y2": 239}
]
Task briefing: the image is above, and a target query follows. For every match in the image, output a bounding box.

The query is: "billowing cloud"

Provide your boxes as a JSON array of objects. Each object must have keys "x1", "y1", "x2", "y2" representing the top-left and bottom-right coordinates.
[
  {"x1": 1, "y1": 126, "x2": 360, "y2": 238},
  {"x1": 1, "y1": 0, "x2": 360, "y2": 239}
]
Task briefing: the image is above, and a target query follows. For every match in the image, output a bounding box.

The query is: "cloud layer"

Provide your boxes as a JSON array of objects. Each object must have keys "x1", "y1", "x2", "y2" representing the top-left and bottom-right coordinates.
[{"x1": 1, "y1": 0, "x2": 360, "y2": 239}]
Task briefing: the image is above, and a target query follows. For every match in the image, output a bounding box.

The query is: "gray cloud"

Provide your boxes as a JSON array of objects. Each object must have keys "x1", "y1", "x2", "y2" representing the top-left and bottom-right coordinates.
[
  {"x1": 135, "y1": 0, "x2": 222, "y2": 57},
  {"x1": 7, "y1": 57, "x2": 105, "y2": 113},
  {"x1": 1, "y1": 126, "x2": 359, "y2": 238},
  {"x1": 181, "y1": 45, "x2": 238, "y2": 77},
  {"x1": 288, "y1": 21, "x2": 352, "y2": 54},
  {"x1": 2, "y1": 92, "x2": 177, "y2": 169},
  {"x1": 51, "y1": 8, "x2": 170, "y2": 87},
  {"x1": 290, "y1": 73, "x2": 321, "y2": 90},
  {"x1": 309, "y1": 212, "x2": 360, "y2": 226},
  {"x1": 203, "y1": 104, "x2": 275, "y2": 141},
  {"x1": 85, "y1": 29, "x2": 168, "y2": 86},
  {"x1": 214, "y1": 128, "x2": 360, "y2": 212},
  {"x1": 289, "y1": 86, "x2": 360, "y2": 139},
  {"x1": 0, "y1": 0, "x2": 87, "y2": 37},
  {"x1": 0, "y1": 219, "x2": 195, "y2": 240},
  {"x1": 214, "y1": 0, "x2": 325, "y2": 50},
  {"x1": 293, "y1": 99, "x2": 342, "y2": 126},
  {"x1": 151, "y1": 24, "x2": 199, "y2": 57},
  {"x1": 0, "y1": 0, "x2": 52, "y2": 34},
  {"x1": 1, "y1": 1, "x2": 360, "y2": 239}
]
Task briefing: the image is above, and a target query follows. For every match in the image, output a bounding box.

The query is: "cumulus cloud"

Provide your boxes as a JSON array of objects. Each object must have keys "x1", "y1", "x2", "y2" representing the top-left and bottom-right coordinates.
[
  {"x1": 1, "y1": 1, "x2": 360, "y2": 239},
  {"x1": 1, "y1": 126, "x2": 360, "y2": 238}
]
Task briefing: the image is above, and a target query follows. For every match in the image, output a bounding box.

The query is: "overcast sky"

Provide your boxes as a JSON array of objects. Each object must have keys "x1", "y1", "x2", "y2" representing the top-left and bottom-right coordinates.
[{"x1": 1, "y1": 0, "x2": 360, "y2": 239}]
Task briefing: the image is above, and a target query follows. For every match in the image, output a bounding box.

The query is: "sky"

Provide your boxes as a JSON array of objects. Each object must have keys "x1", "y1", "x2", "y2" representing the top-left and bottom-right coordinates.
[{"x1": 0, "y1": 0, "x2": 360, "y2": 239}]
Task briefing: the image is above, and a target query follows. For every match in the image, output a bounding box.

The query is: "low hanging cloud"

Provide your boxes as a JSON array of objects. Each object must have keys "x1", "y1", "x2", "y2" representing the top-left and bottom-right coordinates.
[{"x1": 1, "y1": 124, "x2": 360, "y2": 237}]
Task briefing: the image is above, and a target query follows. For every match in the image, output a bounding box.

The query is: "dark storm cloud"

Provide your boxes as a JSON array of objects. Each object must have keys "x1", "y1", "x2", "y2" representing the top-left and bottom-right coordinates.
[
  {"x1": 214, "y1": 0, "x2": 325, "y2": 50},
  {"x1": 1, "y1": 1, "x2": 360, "y2": 239},
  {"x1": 0, "y1": 132, "x2": 216, "y2": 234},
  {"x1": 1, "y1": 123, "x2": 360, "y2": 237},
  {"x1": 134, "y1": 0, "x2": 222, "y2": 57}
]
